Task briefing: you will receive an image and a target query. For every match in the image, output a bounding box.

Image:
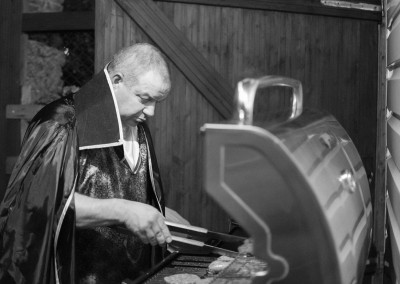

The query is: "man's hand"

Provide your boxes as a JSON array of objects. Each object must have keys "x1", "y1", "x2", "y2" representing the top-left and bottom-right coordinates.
[
  {"x1": 74, "y1": 193, "x2": 172, "y2": 246},
  {"x1": 121, "y1": 200, "x2": 172, "y2": 246}
]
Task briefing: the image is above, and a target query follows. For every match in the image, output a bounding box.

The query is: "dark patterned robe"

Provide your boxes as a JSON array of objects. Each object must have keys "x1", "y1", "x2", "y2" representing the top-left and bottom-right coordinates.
[
  {"x1": 0, "y1": 69, "x2": 166, "y2": 284},
  {"x1": 76, "y1": 125, "x2": 162, "y2": 283}
]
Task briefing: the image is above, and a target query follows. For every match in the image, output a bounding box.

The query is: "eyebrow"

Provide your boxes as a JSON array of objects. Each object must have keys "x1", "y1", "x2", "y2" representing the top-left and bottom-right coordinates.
[{"x1": 138, "y1": 92, "x2": 167, "y2": 102}]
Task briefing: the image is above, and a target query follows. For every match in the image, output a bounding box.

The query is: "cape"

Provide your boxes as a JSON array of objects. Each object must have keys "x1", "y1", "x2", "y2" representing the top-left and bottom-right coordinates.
[{"x1": 0, "y1": 69, "x2": 165, "y2": 283}]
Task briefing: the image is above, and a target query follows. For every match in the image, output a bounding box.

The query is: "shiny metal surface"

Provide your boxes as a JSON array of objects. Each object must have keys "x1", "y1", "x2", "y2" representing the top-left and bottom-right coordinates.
[
  {"x1": 201, "y1": 76, "x2": 372, "y2": 284},
  {"x1": 339, "y1": 169, "x2": 357, "y2": 193},
  {"x1": 387, "y1": 157, "x2": 400, "y2": 280},
  {"x1": 234, "y1": 76, "x2": 303, "y2": 125},
  {"x1": 388, "y1": 68, "x2": 400, "y2": 116},
  {"x1": 166, "y1": 221, "x2": 247, "y2": 243},
  {"x1": 388, "y1": 1, "x2": 400, "y2": 30},
  {"x1": 388, "y1": 116, "x2": 400, "y2": 169},
  {"x1": 388, "y1": 13, "x2": 400, "y2": 67}
]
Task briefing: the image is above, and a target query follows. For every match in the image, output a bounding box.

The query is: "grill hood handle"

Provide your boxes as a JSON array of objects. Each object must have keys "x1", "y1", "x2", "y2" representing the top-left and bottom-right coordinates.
[{"x1": 233, "y1": 76, "x2": 303, "y2": 125}]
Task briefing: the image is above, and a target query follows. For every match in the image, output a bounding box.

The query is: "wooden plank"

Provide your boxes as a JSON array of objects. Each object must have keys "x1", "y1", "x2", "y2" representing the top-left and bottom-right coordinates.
[
  {"x1": 115, "y1": 0, "x2": 234, "y2": 119},
  {"x1": 116, "y1": 5, "x2": 124, "y2": 50},
  {"x1": 22, "y1": 11, "x2": 94, "y2": 32},
  {"x1": 358, "y1": 21, "x2": 379, "y2": 174},
  {"x1": 109, "y1": 2, "x2": 118, "y2": 60},
  {"x1": 372, "y1": 18, "x2": 388, "y2": 284},
  {"x1": 0, "y1": 0, "x2": 22, "y2": 194},
  {"x1": 95, "y1": 0, "x2": 106, "y2": 72},
  {"x1": 6, "y1": 104, "x2": 43, "y2": 120},
  {"x1": 155, "y1": 0, "x2": 382, "y2": 22}
]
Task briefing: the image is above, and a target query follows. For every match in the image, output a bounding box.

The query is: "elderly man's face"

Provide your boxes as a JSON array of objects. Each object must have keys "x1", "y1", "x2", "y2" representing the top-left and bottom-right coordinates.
[{"x1": 113, "y1": 70, "x2": 169, "y2": 127}]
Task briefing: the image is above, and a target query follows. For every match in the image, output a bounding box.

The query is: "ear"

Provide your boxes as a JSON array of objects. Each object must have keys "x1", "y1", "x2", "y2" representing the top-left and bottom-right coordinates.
[{"x1": 111, "y1": 73, "x2": 123, "y2": 86}]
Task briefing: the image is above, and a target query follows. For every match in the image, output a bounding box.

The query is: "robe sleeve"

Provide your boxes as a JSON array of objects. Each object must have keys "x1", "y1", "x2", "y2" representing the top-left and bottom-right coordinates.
[{"x1": 0, "y1": 111, "x2": 78, "y2": 284}]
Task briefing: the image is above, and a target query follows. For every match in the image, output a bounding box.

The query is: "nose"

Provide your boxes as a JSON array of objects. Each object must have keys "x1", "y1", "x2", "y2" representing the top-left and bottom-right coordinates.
[{"x1": 143, "y1": 102, "x2": 155, "y2": 117}]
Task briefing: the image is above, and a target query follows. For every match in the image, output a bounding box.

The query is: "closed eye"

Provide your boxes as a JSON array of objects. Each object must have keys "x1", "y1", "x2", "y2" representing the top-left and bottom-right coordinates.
[
  {"x1": 140, "y1": 98, "x2": 152, "y2": 104},
  {"x1": 137, "y1": 94, "x2": 152, "y2": 104}
]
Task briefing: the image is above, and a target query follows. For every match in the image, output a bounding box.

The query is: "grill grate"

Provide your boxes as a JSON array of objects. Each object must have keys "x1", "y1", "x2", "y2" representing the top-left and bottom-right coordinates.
[
  {"x1": 141, "y1": 254, "x2": 218, "y2": 283},
  {"x1": 130, "y1": 252, "x2": 269, "y2": 284}
]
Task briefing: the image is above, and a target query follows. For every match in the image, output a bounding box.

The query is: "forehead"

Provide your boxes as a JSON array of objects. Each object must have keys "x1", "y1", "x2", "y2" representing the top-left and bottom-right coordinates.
[{"x1": 133, "y1": 70, "x2": 170, "y2": 100}]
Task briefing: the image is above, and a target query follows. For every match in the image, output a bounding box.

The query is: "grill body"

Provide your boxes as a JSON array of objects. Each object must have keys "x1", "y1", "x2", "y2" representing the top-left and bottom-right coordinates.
[{"x1": 202, "y1": 108, "x2": 373, "y2": 284}]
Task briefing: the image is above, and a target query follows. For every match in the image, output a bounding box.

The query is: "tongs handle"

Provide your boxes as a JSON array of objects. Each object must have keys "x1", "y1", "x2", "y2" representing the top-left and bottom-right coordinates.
[
  {"x1": 166, "y1": 221, "x2": 246, "y2": 243},
  {"x1": 165, "y1": 221, "x2": 208, "y2": 234},
  {"x1": 170, "y1": 236, "x2": 239, "y2": 258},
  {"x1": 171, "y1": 235, "x2": 205, "y2": 247}
]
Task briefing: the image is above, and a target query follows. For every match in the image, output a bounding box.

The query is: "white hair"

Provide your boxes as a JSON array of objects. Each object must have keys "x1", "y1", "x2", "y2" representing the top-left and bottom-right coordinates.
[{"x1": 108, "y1": 43, "x2": 171, "y2": 94}]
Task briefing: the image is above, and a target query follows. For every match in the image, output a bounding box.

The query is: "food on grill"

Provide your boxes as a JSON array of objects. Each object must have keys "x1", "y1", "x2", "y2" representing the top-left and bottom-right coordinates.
[
  {"x1": 207, "y1": 255, "x2": 234, "y2": 273},
  {"x1": 164, "y1": 273, "x2": 201, "y2": 283},
  {"x1": 211, "y1": 256, "x2": 269, "y2": 282},
  {"x1": 195, "y1": 278, "x2": 213, "y2": 284},
  {"x1": 238, "y1": 238, "x2": 254, "y2": 254}
]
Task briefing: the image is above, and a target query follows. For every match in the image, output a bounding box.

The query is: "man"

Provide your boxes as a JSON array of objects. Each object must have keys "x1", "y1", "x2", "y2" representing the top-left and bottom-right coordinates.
[{"x1": 0, "y1": 43, "x2": 179, "y2": 283}]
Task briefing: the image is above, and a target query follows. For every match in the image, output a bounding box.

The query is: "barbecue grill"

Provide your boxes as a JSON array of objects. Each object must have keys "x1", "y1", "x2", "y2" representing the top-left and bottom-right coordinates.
[
  {"x1": 134, "y1": 76, "x2": 373, "y2": 284},
  {"x1": 130, "y1": 251, "x2": 269, "y2": 284},
  {"x1": 131, "y1": 252, "x2": 219, "y2": 283}
]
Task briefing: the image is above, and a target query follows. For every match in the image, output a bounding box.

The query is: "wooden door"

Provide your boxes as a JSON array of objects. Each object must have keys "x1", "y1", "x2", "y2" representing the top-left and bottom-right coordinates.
[{"x1": 95, "y1": 0, "x2": 382, "y2": 234}]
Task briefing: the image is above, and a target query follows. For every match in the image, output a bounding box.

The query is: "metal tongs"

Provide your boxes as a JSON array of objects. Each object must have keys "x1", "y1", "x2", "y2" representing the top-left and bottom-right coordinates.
[
  {"x1": 166, "y1": 221, "x2": 246, "y2": 258},
  {"x1": 112, "y1": 221, "x2": 246, "y2": 257}
]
